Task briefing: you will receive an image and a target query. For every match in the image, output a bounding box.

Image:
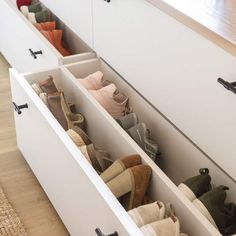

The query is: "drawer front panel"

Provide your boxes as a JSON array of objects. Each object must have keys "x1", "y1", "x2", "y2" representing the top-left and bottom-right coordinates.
[
  {"x1": 10, "y1": 69, "x2": 140, "y2": 236},
  {"x1": 93, "y1": 0, "x2": 236, "y2": 181},
  {"x1": 0, "y1": 0, "x2": 59, "y2": 73},
  {"x1": 40, "y1": 0, "x2": 93, "y2": 48}
]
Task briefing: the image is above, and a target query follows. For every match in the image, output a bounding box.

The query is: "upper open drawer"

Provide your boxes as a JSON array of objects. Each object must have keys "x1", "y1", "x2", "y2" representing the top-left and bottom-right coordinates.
[{"x1": 0, "y1": 0, "x2": 95, "y2": 73}]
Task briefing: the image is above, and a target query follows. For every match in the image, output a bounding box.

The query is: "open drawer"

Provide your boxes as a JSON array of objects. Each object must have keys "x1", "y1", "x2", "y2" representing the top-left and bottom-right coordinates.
[
  {"x1": 0, "y1": 0, "x2": 95, "y2": 74},
  {"x1": 10, "y1": 61, "x2": 220, "y2": 235}
]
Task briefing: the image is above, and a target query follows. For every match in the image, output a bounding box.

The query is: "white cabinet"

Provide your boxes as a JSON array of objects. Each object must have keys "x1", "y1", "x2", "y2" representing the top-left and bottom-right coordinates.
[
  {"x1": 0, "y1": 0, "x2": 95, "y2": 73},
  {"x1": 10, "y1": 59, "x2": 221, "y2": 236},
  {"x1": 40, "y1": 0, "x2": 93, "y2": 48},
  {"x1": 93, "y1": 0, "x2": 236, "y2": 181}
]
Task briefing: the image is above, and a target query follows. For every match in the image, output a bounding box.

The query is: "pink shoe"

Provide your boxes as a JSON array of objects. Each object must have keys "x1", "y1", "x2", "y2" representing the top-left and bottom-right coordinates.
[
  {"x1": 78, "y1": 71, "x2": 111, "y2": 90},
  {"x1": 89, "y1": 83, "x2": 129, "y2": 119}
]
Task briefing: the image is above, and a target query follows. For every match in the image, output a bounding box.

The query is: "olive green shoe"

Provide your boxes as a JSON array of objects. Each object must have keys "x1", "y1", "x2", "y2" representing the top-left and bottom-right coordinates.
[
  {"x1": 28, "y1": 10, "x2": 51, "y2": 23},
  {"x1": 20, "y1": 3, "x2": 42, "y2": 17},
  {"x1": 193, "y1": 185, "x2": 236, "y2": 234},
  {"x1": 178, "y1": 168, "x2": 211, "y2": 201}
]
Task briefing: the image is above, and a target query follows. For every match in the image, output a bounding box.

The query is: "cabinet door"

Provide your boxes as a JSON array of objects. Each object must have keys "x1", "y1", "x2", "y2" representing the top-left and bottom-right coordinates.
[
  {"x1": 93, "y1": 0, "x2": 236, "y2": 181},
  {"x1": 40, "y1": 0, "x2": 93, "y2": 48},
  {"x1": 10, "y1": 69, "x2": 142, "y2": 236}
]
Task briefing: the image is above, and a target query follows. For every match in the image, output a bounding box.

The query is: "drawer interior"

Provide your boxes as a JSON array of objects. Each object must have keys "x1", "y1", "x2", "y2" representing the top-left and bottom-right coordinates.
[
  {"x1": 22, "y1": 65, "x2": 220, "y2": 235},
  {"x1": 9, "y1": 0, "x2": 95, "y2": 65}
]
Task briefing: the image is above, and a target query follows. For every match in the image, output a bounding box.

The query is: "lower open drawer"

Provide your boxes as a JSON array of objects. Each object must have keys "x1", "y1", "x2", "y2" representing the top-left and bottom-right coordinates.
[{"x1": 10, "y1": 61, "x2": 221, "y2": 235}]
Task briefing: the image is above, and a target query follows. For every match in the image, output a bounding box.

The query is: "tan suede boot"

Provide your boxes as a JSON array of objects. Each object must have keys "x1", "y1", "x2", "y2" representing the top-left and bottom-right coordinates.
[
  {"x1": 100, "y1": 154, "x2": 141, "y2": 183},
  {"x1": 107, "y1": 165, "x2": 152, "y2": 210},
  {"x1": 40, "y1": 92, "x2": 68, "y2": 130}
]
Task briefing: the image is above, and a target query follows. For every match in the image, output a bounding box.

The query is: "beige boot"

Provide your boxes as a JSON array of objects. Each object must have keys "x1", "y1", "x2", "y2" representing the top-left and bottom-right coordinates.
[
  {"x1": 59, "y1": 91, "x2": 84, "y2": 129},
  {"x1": 128, "y1": 201, "x2": 165, "y2": 227},
  {"x1": 67, "y1": 126, "x2": 91, "y2": 147},
  {"x1": 140, "y1": 217, "x2": 180, "y2": 236},
  {"x1": 107, "y1": 165, "x2": 151, "y2": 210},
  {"x1": 100, "y1": 154, "x2": 141, "y2": 183}
]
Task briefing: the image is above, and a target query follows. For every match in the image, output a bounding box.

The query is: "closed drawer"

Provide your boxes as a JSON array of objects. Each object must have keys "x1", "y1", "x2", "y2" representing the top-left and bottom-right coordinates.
[
  {"x1": 93, "y1": 0, "x2": 236, "y2": 181},
  {"x1": 0, "y1": 0, "x2": 95, "y2": 73},
  {"x1": 10, "y1": 60, "x2": 220, "y2": 235}
]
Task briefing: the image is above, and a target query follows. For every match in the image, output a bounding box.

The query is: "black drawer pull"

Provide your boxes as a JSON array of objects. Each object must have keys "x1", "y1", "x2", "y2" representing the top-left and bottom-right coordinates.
[
  {"x1": 217, "y1": 78, "x2": 236, "y2": 94},
  {"x1": 104, "y1": 0, "x2": 111, "y2": 2},
  {"x1": 13, "y1": 102, "x2": 28, "y2": 115},
  {"x1": 29, "y1": 48, "x2": 42, "y2": 59},
  {"x1": 95, "y1": 228, "x2": 118, "y2": 236}
]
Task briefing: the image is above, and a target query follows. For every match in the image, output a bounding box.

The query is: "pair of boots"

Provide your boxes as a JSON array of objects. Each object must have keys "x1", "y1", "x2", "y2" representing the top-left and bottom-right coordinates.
[
  {"x1": 34, "y1": 21, "x2": 71, "y2": 56},
  {"x1": 178, "y1": 168, "x2": 236, "y2": 235},
  {"x1": 100, "y1": 155, "x2": 152, "y2": 210},
  {"x1": 117, "y1": 113, "x2": 160, "y2": 161},
  {"x1": 31, "y1": 76, "x2": 84, "y2": 130},
  {"x1": 77, "y1": 71, "x2": 129, "y2": 119},
  {"x1": 128, "y1": 202, "x2": 187, "y2": 236}
]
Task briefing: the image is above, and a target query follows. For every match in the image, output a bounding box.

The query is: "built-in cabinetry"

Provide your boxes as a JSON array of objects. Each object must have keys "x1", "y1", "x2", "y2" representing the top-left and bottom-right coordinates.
[{"x1": 1, "y1": 0, "x2": 235, "y2": 235}]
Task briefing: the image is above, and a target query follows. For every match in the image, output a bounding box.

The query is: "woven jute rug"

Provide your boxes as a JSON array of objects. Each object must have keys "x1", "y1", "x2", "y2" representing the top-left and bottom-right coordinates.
[{"x1": 0, "y1": 186, "x2": 28, "y2": 236}]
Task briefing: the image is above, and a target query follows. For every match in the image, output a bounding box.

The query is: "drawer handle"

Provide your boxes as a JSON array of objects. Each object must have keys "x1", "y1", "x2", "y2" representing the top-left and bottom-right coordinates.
[
  {"x1": 104, "y1": 0, "x2": 111, "y2": 2},
  {"x1": 13, "y1": 102, "x2": 28, "y2": 115},
  {"x1": 29, "y1": 48, "x2": 42, "y2": 59},
  {"x1": 217, "y1": 78, "x2": 236, "y2": 94},
  {"x1": 95, "y1": 228, "x2": 118, "y2": 236}
]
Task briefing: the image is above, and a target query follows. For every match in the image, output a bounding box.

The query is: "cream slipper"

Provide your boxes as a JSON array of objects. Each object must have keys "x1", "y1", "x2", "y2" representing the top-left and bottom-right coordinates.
[{"x1": 128, "y1": 201, "x2": 165, "y2": 227}]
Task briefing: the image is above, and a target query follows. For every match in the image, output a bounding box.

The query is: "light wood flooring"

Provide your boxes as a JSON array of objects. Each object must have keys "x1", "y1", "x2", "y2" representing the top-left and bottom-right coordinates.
[{"x1": 0, "y1": 54, "x2": 69, "y2": 236}]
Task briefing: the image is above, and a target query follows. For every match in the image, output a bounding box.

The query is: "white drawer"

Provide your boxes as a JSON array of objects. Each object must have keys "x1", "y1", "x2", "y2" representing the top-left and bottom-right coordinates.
[
  {"x1": 10, "y1": 59, "x2": 220, "y2": 235},
  {"x1": 0, "y1": 0, "x2": 95, "y2": 73},
  {"x1": 93, "y1": 0, "x2": 236, "y2": 182}
]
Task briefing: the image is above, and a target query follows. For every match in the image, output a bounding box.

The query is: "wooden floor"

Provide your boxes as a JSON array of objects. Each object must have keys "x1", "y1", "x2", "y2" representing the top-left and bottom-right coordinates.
[{"x1": 0, "y1": 54, "x2": 69, "y2": 236}]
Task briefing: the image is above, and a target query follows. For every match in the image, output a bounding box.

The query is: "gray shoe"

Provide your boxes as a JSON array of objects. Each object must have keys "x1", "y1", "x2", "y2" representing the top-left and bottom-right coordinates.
[
  {"x1": 116, "y1": 113, "x2": 138, "y2": 130},
  {"x1": 127, "y1": 123, "x2": 160, "y2": 161}
]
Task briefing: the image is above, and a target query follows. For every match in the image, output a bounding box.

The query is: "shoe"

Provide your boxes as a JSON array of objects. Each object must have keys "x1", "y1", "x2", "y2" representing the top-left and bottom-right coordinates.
[
  {"x1": 31, "y1": 75, "x2": 58, "y2": 95},
  {"x1": 178, "y1": 168, "x2": 211, "y2": 201},
  {"x1": 106, "y1": 165, "x2": 151, "y2": 210},
  {"x1": 79, "y1": 144, "x2": 113, "y2": 173},
  {"x1": 20, "y1": 3, "x2": 42, "y2": 17},
  {"x1": 128, "y1": 201, "x2": 165, "y2": 227},
  {"x1": 116, "y1": 112, "x2": 138, "y2": 130},
  {"x1": 193, "y1": 185, "x2": 236, "y2": 233},
  {"x1": 78, "y1": 71, "x2": 111, "y2": 90},
  {"x1": 17, "y1": 0, "x2": 31, "y2": 9},
  {"x1": 89, "y1": 83, "x2": 129, "y2": 119},
  {"x1": 28, "y1": 10, "x2": 51, "y2": 24},
  {"x1": 127, "y1": 123, "x2": 159, "y2": 161},
  {"x1": 67, "y1": 127, "x2": 91, "y2": 147},
  {"x1": 100, "y1": 154, "x2": 141, "y2": 183},
  {"x1": 34, "y1": 21, "x2": 56, "y2": 31},
  {"x1": 140, "y1": 217, "x2": 181, "y2": 236},
  {"x1": 40, "y1": 91, "x2": 84, "y2": 130},
  {"x1": 41, "y1": 30, "x2": 71, "y2": 56}
]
